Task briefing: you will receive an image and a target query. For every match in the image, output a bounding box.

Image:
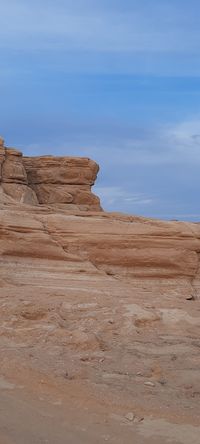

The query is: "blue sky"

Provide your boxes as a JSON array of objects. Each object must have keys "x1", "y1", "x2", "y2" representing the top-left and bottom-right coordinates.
[{"x1": 0, "y1": 0, "x2": 200, "y2": 220}]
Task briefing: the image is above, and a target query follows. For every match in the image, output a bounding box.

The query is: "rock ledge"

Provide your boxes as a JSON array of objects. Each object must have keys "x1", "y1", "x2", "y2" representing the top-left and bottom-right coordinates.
[{"x1": 0, "y1": 139, "x2": 101, "y2": 210}]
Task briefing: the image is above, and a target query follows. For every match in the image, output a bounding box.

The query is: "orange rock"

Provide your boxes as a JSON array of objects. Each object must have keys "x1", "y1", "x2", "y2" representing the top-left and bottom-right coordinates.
[{"x1": 0, "y1": 144, "x2": 101, "y2": 210}]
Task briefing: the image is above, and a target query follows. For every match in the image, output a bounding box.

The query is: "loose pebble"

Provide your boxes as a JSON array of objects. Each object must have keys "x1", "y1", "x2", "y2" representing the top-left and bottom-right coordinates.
[
  {"x1": 144, "y1": 381, "x2": 155, "y2": 387},
  {"x1": 125, "y1": 412, "x2": 135, "y2": 421}
]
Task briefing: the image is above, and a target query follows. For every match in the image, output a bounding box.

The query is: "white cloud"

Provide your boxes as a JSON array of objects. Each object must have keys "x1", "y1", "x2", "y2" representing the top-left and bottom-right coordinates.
[
  {"x1": 101, "y1": 118, "x2": 200, "y2": 167},
  {"x1": 166, "y1": 118, "x2": 200, "y2": 148},
  {"x1": 94, "y1": 186, "x2": 154, "y2": 210}
]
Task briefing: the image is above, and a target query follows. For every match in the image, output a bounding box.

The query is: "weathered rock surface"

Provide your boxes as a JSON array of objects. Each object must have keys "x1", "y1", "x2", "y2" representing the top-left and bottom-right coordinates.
[
  {"x1": 0, "y1": 140, "x2": 101, "y2": 210},
  {"x1": 0, "y1": 142, "x2": 38, "y2": 205},
  {"x1": 0, "y1": 140, "x2": 200, "y2": 443}
]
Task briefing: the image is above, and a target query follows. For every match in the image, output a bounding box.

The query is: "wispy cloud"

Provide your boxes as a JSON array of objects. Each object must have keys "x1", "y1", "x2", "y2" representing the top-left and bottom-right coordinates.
[
  {"x1": 1, "y1": 0, "x2": 200, "y2": 53},
  {"x1": 166, "y1": 118, "x2": 200, "y2": 153},
  {"x1": 98, "y1": 118, "x2": 200, "y2": 167},
  {"x1": 94, "y1": 186, "x2": 154, "y2": 211}
]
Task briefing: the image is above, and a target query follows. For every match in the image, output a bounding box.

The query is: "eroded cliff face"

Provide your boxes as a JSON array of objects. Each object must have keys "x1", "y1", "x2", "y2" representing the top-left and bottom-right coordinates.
[
  {"x1": 0, "y1": 139, "x2": 38, "y2": 205},
  {"x1": 0, "y1": 138, "x2": 101, "y2": 211},
  {"x1": 0, "y1": 138, "x2": 200, "y2": 443}
]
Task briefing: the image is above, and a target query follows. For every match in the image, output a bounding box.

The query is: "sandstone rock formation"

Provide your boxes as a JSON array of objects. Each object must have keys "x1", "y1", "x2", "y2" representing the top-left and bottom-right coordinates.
[
  {"x1": 0, "y1": 139, "x2": 101, "y2": 210},
  {"x1": 0, "y1": 139, "x2": 200, "y2": 443},
  {"x1": 0, "y1": 141, "x2": 38, "y2": 205}
]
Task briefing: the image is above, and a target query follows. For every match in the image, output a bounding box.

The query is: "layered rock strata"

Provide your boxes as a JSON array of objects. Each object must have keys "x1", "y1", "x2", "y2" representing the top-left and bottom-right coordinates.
[
  {"x1": 0, "y1": 138, "x2": 38, "y2": 205},
  {"x1": 23, "y1": 155, "x2": 100, "y2": 209},
  {"x1": 0, "y1": 139, "x2": 101, "y2": 210}
]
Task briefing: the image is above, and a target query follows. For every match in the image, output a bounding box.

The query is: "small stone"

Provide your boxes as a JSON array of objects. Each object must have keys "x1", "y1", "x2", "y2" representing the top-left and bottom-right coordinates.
[
  {"x1": 144, "y1": 381, "x2": 155, "y2": 387},
  {"x1": 125, "y1": 412, "x2": 135, "y2": 421},
  {"x1": 158, "y1": 378, "x2": 167, "y2": 386},
  {"x1": 80, "y1": 356, "x2": 89, "y2": 362},
  {"x1": 133, "y1": 416, "x2": 144, "y2": 423},
  {"x1": 64, "y1": 371, "x2": 75, "y2": 380},
  {"x1": 186, "y1": 295, "x2": 195, "y2": 301}
]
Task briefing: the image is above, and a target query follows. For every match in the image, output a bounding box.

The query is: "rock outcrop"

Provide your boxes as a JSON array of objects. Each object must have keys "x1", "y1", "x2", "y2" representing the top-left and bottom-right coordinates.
[
  {"x1": 0, "y1": 139, "x2": 38, "y2": 205},
  {"x1": 0, "y1": 138, "x2": 200, "y2": 443},
  {"x1": 0, "y1": 139, "x2": 101, "y2": 210}
]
